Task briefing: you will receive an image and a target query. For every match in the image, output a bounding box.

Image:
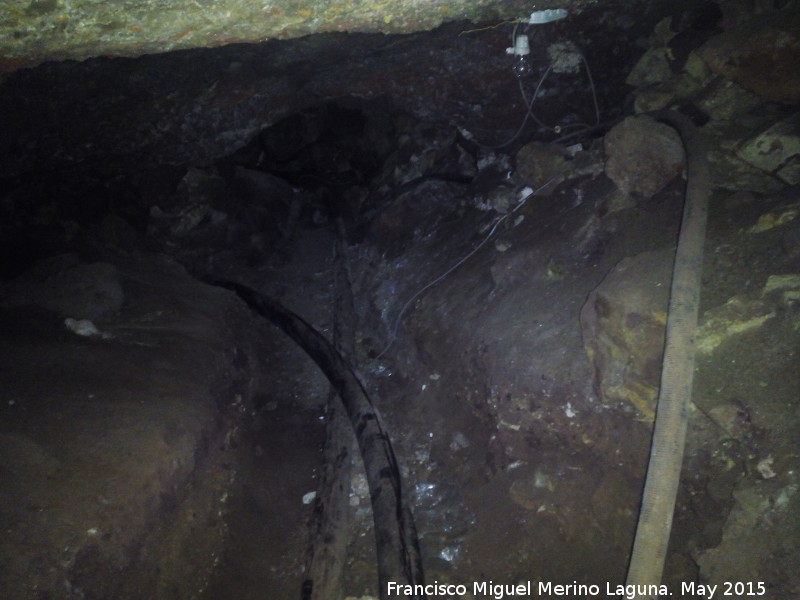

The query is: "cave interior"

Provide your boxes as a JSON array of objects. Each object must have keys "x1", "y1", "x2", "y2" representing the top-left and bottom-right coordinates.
[{"x1": 1, "y1": 1, "x2": 799, "y2": 599}]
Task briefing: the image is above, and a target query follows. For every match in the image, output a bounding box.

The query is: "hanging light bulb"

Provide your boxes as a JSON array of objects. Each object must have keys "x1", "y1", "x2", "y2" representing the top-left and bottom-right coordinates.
[
  {"x1": 508, "y1": 34, "x2": 531, "y2": 78},
  {"x1": 512, "y1": 54, "x2": 532, "y2": 78},
  {"x1": 504, "y1": 9, "x2": 568, "y2": 79}
]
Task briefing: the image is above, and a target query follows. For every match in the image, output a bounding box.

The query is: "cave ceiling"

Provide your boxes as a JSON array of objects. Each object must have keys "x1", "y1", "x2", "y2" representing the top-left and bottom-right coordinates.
[
  {"x1": 1, "y1": 0, "x2": 717, "y2": 180},
  {"x1": 1, "y1": 0, "x2": 596, "y2": 74}
]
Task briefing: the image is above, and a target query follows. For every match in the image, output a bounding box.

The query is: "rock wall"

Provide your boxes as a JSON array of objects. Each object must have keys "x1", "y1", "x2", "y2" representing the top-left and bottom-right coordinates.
[{"x1": 0, "y1": 252, "x2": 254, "y2": 599}]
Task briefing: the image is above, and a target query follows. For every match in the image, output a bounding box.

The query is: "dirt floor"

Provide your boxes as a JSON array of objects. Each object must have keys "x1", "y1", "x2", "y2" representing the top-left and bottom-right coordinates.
[
  {"x1": 2, "y1": 159, "x2": 798, "y2": 600},
  {"x1": 1, "y1": 132, "x2": 798, "y2": 600},
  {"x1": 194, "y1": 166, "x2": 799, "y2": 598}
]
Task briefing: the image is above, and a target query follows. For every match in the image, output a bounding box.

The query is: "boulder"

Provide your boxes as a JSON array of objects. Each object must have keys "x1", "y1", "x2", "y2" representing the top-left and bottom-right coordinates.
[
  {"x1": 603, "y1": 115, "x2": 685, "y2": 198},
  {"x1": 580, "y1": 248, "x2": 674, "y2": 419}
]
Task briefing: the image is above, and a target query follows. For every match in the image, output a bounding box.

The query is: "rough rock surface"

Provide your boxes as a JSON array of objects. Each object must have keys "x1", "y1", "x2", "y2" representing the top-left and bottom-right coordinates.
[
  {"x1": 696, "y1": 10, "x2": 800, "y2": 101},
  {"x1": 0, "y1": 23, "x2": 617, "y2": 177},
  {"x1": 735, "y1": 112, "x2": 800, "y2": 184},
  {"x1": 580, "y1": 248, "x2": 673, "y2": 419},
  {"x1": 0, "y1": 0, "x2": 567, "y2": 74},
  {"x1": 603, "y1": 114, "x2": 685, "y2": 198},
  {"x1": 0, "y1": 253, "x2": 252, "y2": 599}
]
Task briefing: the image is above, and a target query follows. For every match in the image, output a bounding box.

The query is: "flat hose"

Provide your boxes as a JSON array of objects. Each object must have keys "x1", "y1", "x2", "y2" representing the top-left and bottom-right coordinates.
[
  {"x1": 198, "y1": 275, "x2": 425, "y2": 599},
  {"x1": 625, "y1": 109, "x2": 710, "y2": 594}
]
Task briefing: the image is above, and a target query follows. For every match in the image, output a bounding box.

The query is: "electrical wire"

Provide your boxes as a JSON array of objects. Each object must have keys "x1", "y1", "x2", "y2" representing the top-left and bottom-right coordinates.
[
  {"x1": 372, "y1": 26, "x2": 605, "y2": 360},
  {"x1": 477, "y1": 64, "x2": 553, "y2": 150},
  {"x1": 373, "y1": 177, "x2": 557, "y2": 361},
  {"x1": 476, "y1": 39, "x2": 600, "y2": 150}
]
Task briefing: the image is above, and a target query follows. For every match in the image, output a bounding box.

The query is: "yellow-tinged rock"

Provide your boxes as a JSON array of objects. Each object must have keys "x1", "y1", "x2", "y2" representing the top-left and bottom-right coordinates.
[
  {"x1": 580, "y1": 249, "x2": 673, "y2": 419},
  {"x1": 696, "y1": 295, "x2": 775, "y2": 354},
  {"x1": 763, "y1": 274, "x2": 800, "y2": 294},
  {"x1": 748, "y1": 204, "x2": 799, "y2": 232},
  {"x1": 764, "y1": 274, "x2": 800, "y2": 306}
]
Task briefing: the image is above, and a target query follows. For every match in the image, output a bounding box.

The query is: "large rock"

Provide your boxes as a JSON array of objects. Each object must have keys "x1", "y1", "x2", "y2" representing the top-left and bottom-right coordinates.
[
  {"x1": 735, "y1": 112, "x2": 800, "y2": 184},
  {"x1": 696, "y1": 482, "x2": 800, "y2": 593},
  {"x1": 580, "y1": 248, "x2": 674, "y2": 419},
  {"x1": 694, "y1": 76, "x2": 761, "y2": 122},
  {"x1": 0, "y1": 253, "x2": 250, "y2": 599},
  {"x1": 603, "y1": 115, "x2": 685, "y2": 198},
  {"x1": 695, "y1": 10, "x2": 800, "y2": 102}
]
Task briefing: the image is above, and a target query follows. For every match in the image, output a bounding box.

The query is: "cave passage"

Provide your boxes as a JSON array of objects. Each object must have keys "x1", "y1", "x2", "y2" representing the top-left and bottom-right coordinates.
[{"x1": 1, "y1": 3, "x2": 799, "y2": 599}]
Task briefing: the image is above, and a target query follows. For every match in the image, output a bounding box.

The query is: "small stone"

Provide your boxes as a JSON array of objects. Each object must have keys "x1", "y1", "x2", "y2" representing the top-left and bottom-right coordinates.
[
  {"x1": 756, "y1": 456, "x2": 776, "y2": 479},
  {"x1": 64, "y1": 318, "x2": 112, "y2": 339},
  {"x1": 449, "y1": 432, "x2": 470, "y2": 451}
]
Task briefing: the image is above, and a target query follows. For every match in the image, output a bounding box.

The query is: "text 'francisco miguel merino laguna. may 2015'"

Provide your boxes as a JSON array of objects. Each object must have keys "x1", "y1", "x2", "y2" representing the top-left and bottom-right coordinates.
[{"x1": 386, "y1": 580, "x2": 765, "y2": 599}]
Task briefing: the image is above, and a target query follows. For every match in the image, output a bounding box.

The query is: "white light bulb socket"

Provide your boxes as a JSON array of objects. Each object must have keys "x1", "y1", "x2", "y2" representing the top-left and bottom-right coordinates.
[{"x1": 512, "y1": 34, "x2": 530, "y2": 57}]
